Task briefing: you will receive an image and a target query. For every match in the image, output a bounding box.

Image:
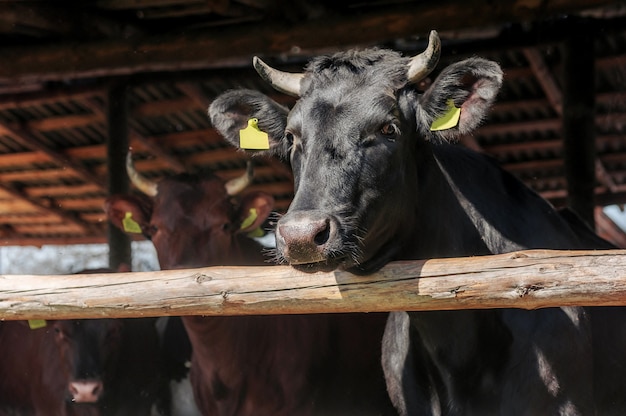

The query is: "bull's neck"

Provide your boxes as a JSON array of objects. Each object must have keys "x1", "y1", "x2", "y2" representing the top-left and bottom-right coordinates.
[{"x1": 400, "y1": 143, "x2": 491, "y2": 261}]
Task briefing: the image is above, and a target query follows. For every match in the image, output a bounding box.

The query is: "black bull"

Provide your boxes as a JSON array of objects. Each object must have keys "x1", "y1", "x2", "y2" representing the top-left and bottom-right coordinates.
[{"x1": 210, "y1": 31, "x2": 626, "y2": 415}]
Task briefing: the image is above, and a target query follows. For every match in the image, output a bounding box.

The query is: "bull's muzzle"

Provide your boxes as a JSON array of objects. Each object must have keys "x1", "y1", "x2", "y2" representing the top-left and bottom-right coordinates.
[{"x1": 276, "y1": 211, "x2": 340, "y2": 265}]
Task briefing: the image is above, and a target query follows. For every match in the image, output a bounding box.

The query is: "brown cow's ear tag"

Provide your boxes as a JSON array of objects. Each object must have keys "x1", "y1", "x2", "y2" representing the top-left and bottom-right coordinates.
[
  {"x1": 239, "y1": 118, "x2": 270, "y2": 150},
  {"x1": 28, "y1": 319, "x2": 47, "y2": 330},
  {"x1": 240, "y1": 207, "x2": 265, "y2": 237},
  {"x1": 240, "y1": 208, "x2": 258, "y2": 230},
  {"x1": 122, "y1": 212, "x2": 142, "y2": 234},
  {"x1": 430, "y1": 99, "x2": 461, "y2": 131}
]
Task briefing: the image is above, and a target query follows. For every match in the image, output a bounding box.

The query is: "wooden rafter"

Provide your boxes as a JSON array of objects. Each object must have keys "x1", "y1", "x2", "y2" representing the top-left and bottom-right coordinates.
[
  {"x1": 0, "y1": 122, "x2": 106, "y2": 189},
  {"x1": 0, "y1": 183, "x2": 100, "y2": 235},
  {"x1": 81, "y1": 97, "x2": 187, "y2": 173},
  {"x1": 0, "y1": 0, "x2": 616, "y2": 83}
]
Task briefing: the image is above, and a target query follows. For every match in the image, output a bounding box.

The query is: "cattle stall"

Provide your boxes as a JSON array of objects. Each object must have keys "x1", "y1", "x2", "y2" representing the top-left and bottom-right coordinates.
[{"x1": 0, "y1": 2, "x2": 625, "y2": 415}]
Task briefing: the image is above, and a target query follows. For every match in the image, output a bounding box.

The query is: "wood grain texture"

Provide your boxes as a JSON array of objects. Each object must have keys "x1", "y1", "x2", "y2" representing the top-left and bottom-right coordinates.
[{"x1": 1, "y1": 249, "x2": 626, "y2": 320}]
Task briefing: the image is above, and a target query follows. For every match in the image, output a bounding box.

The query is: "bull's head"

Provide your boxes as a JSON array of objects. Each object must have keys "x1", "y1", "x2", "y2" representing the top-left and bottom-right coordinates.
[
  {"x1": 52, "y1": 319, "x2": 123, "y2": 404},
  {"x1": 105, "y1": 153, "x2": 274, "y2": 269},
  {"x1": 210, "y1": 31, "x2": 502, "y2": 273}
]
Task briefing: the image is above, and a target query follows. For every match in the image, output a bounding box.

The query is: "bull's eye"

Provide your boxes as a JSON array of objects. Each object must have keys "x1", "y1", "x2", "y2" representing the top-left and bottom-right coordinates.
[
  {"x1": 380, "y1": 123, "x2": 398, "y2": 137},
  {"x1": 284, "y1": 131, "x2": 295, "y2": 146}
]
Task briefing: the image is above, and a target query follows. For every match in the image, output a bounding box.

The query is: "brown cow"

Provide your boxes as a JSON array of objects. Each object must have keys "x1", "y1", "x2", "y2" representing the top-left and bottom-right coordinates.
[
  {"x1": 0, "y1": 269, "x2": 163, "y2": 416},
  {"x1": 0, "y1": 319, "x2": 120, "y2": 416},
  {"x1": 105, "y1": 155, "x2": 396, "y2": 416}
]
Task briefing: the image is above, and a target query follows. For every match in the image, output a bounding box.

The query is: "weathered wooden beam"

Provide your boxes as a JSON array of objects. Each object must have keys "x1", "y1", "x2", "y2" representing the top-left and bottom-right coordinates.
[
  {"x1": 0, "y1": 249, "x2": 625, "y2": 320},
  {"x1": 0, "y1": 0, "x2": 614, "y2": 82}
]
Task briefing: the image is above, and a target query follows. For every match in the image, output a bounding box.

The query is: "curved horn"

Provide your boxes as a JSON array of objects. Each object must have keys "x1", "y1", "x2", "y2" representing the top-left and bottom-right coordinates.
[
  {"x1": 225, "y1": 161, "x2": 253, "y2": 196},
  {"x1": 126, "y1": 152, "x2": 158, "y2": 197},
  {"x1": 253, "y1": 56, "x2": 304, "y2": 97},
  {"x1": 407, "y1": 30, "x2": 441, "y2": 84}
]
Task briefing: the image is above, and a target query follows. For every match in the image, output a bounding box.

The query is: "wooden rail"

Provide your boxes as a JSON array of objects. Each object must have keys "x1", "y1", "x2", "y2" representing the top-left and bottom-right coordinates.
[{"x1": 2, "y1": 249, "x2": 626, "y2": 320}]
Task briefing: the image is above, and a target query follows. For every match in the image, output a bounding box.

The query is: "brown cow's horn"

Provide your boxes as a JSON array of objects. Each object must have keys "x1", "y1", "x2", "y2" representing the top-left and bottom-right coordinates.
[
  {"x1": 253, "y1": 56, "x2": 304, "y2": 97},
  {"x1": 225, "y1": 161, "x2": 254, "y2": 196},
  {"x1": 407, "y1": 30, "x2": 441, "y2": 84},
  {"x1": 126, "y1": 152, "x2": 158, "y2": 197}
]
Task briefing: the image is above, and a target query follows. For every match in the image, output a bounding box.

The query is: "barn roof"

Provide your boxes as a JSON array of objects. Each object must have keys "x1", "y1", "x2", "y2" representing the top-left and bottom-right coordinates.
[{"x1": 0, "y1": 0, "x2": 625, "y2": 247}]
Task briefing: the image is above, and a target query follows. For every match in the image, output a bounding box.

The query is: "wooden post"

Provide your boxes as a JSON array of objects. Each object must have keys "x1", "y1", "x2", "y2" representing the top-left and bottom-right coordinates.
[
  {"x1": 562, "y1": 21, "x2": 596, "y2": 228},
  {"x1": 106, "y1": 82, "x2": 131, "y2": 270}
]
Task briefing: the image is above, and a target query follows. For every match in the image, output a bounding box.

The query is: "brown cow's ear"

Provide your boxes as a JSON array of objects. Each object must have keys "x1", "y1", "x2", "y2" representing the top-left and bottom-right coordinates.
[
  {"x1": 236, "y1": 192, "x2": 275, "y2": 233},
  {"x1": 209, "y1": 89, "x2": 290, "y2": 158},
  {"x1": 418, "y1": 57, "x2": 503, "y2": 143},
  {"x1": 104, "y1": 195, "x2": 153, "y2": 236}
]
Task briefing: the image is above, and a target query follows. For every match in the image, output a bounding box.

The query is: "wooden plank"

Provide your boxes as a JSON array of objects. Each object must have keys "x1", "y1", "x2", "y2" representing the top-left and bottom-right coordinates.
[
  {"x1": 0, "y1": 168, "x2": 81, "y2": 183},
  {"x1": 53, "y1": 197, "x2": 105, "y2": 211},
  {"x1": 0, "y1": 151, "x2": 51, "y2": 168},
  {"x1": 0, "y1": 86, "x2": 103, "y2": 111},
  {"x1": 25, "y1": 184, "x2": 104, "y2": 198},
  {"x1": 0, "y1": 185, "x2": 100, "y2": 234},
  {"x1": 82, "y1": 97, "x2": 187, "y2": 173},
  {"x1": 0, "y1": 249, "x2": 625, "y2": 320},
  {"x1": 0, "y1": 199, "x2": 43, "y2": 215},
  {"x1": 131, "y1": 96, "x2": 198, "y2": 117},
  {"x1": 0, "y1": 214, "x2": 63, "y2": 225},
  {"x1": 27, "y1": 114, "x2": 102, "y2": 132},
  {"x1": 0, "y1": 122, "x2": 106, "y2": 190},
  {"x1": 15, "y1": 223, "x2": 87, "y2": 235}
]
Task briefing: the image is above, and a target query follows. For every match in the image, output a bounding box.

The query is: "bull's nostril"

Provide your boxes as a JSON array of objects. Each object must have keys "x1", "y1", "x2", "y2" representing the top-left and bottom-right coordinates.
[{"x1": 314, "y1": 220, "x2": 331, "y2": 246}]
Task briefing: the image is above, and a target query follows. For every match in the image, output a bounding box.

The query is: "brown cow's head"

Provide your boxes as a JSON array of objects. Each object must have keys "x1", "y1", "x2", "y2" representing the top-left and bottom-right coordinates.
[
  {"x1": 49, "y1": 319, "x2": 123, "y2": 404},
  {"x1": 105, "y1": 155, "x2": 274, "y2": 269},
  {"x1": 210, "y1": 31, "x2": 503, "y2": 273}
]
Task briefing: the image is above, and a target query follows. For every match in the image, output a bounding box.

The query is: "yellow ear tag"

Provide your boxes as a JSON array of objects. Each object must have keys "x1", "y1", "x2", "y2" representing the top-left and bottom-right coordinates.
[
  {"x1": 28, "y1": 319, "x2": 47, "y2": 330},
  {"x1": 240, "y1": 208, "x2": 258, "y2": 230},
  {"x1": 430, "y1": 99, "x2": 461, "y2": 131},
  {"x1": 122, "y1": 212, "x2": 142, "y2": 234},
  {"x1": 239, "y1": 118, "x2": 270, "y2": 150}
]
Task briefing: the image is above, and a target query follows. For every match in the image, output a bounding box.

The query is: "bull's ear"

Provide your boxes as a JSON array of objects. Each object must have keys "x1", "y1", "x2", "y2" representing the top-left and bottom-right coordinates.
[
  {"x1": 417, "y1": 57, "x2": 503, "y2": 142},
  {"x1": 209, "y1": 89, "x2": 290, "y2": 158},
  {"x1": 104, "y1": 195, "x2": 153, "y2": 236},
  {"x1": 236, "y1": 192, "x2": 275, "y2": 234}
]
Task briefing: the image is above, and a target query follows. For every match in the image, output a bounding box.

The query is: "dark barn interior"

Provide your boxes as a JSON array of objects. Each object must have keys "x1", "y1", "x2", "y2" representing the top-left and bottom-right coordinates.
[{"x1": 0, "y1": 0, "x2": 625, "y2": 263}]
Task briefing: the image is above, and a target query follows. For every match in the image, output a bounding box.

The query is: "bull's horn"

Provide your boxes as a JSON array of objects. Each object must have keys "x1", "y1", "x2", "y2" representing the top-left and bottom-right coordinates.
[
  {"x1": 126, "y1": 152, "x2": 158, "y2": 197},
  {"x1": 253, "y1": 56, "x2": 304, "y2": 97},
  {"x1": 407, "y1": 30, "x2": 441, "y2": 83},
  {"x1": 225, "y1": 161, "x2": 253, "y2": 196}
]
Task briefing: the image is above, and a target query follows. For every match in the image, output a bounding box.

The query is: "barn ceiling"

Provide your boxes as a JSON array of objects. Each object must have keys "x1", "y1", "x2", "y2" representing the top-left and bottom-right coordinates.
[{"x1": 0, "y1": 0, "x2": 625, "y2": 247}]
